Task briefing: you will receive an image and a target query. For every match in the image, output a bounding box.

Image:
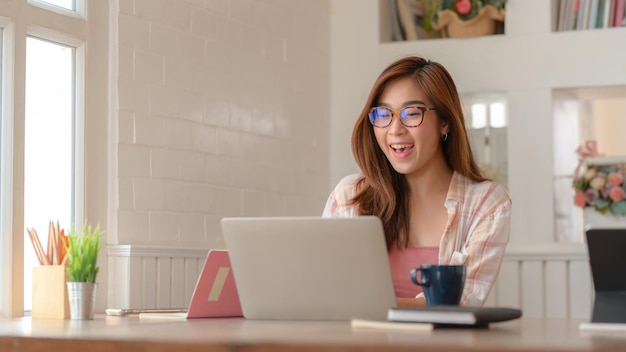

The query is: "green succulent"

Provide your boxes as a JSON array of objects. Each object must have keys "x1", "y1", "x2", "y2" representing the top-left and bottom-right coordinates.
[{"x1": 65, "y1": 223, "x2": 102, "y2": 283}]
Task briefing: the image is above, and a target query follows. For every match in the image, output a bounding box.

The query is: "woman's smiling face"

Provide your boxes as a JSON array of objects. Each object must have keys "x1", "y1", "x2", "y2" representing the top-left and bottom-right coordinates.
[{"x1": 372, "y1": 77, "x2": 448, "y2": 177}]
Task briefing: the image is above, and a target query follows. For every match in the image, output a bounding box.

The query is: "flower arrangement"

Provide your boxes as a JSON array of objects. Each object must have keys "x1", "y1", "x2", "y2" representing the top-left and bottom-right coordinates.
[
  {"x1": 573, "y1": 164, "x2": 626, "y2": 216},
  {"x1": 429, "y1": 0, "x2": 507, "y2": 23}
]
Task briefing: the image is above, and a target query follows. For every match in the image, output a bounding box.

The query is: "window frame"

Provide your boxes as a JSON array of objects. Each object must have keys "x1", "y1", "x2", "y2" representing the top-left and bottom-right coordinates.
[
  {"x1": 0, "y1": 17, "x2": 16, "y2": 318},
  {"x1": 0, "y1": 0, "x2": 103, "y2": 318}
]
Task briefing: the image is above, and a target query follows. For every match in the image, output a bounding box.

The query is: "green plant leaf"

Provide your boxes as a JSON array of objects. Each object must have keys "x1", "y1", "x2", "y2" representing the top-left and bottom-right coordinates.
[
  {"x1": 611, "y1": 201, "x2": 626, "y2": 216},
  {"x1": 595, "y1": 198, "x2": 610, "y2": 210},
  {"x1": 65, "y1": 222, "x2": 103, "y2": 283}
]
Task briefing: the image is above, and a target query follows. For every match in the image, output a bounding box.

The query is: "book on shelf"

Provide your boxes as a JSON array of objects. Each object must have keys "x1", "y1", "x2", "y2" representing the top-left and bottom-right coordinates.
[
  {"x1": 557, "y1": 0, "x2": 625, "y2": 31},
  {"x1": 563, "y1": 0, "x2": 575, "y2": 31},
  {"x1": 557, "y1": 0, "x2": 568, "y2": 30},
  {"x1": 589, "y1": 0, "x2": 599, "y2": 28},
  {"x1": 387, "y1": 305, "x2": 522, "y2": 327},
  {"x1": 595, "y1": 0, "x2": 610, "y2": 27},
  {"x1": 576, "y1": 0, "x2": 587, "y2": 29},
  {"x1": 595, "y1": 0, "x2": 607, "y2": 28},
  {"x1": 613, "y1": 0, "x2": 626, "y2": 27}
]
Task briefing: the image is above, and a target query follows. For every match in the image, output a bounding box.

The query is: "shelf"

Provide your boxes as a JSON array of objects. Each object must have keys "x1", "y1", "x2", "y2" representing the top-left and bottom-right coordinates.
[{"x1": 553, "y1": 0, "x2": 626, "y2": 33}]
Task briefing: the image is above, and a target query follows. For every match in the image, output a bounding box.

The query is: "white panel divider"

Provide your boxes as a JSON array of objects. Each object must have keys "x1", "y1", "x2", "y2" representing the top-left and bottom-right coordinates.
[{"x1": 107, "y1": 243, "x2": 592, "y2": 319}]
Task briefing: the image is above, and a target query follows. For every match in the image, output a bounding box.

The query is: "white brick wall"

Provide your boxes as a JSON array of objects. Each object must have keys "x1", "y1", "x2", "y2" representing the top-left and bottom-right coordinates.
[{"x1": 114, "y1": 0, "x2": 331, "y2": 246}]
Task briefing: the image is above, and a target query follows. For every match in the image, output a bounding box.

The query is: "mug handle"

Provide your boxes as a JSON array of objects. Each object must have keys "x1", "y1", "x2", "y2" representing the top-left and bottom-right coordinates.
[{"x1": 410, "y1": 268, "x2": 430, "y2": 287}]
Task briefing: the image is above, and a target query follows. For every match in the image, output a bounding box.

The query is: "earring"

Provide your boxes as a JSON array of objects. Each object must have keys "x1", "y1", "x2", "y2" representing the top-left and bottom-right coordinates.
[{"x1": 442, "y1": 133, "x2": 448, "y2": 141}]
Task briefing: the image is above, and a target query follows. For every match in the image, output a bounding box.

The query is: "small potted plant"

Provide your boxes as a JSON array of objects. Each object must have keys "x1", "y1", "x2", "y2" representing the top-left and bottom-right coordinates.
[
  {"x1": 429, "y1": 0, "x2": 507, "y2": 38},
  {"x1": 65, "y1": 222, "x2": 103, "y2": 320}
]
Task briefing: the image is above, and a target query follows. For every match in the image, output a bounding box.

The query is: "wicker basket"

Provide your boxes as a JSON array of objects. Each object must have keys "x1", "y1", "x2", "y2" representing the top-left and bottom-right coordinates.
[{"x1": 433, "y1": 5, "x2": 505, "y2": 38}]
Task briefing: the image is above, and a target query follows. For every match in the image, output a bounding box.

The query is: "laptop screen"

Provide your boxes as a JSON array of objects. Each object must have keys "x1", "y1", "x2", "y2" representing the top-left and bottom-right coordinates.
[
  {"x1": 586, "y1": 227, "x2": 626, "y2": 292},
  {"x1": 585, "y1": 227, "x2": 626, "y2": 323}
]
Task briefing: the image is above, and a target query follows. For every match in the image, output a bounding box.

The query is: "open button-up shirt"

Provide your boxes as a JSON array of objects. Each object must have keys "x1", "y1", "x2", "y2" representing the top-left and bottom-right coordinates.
[{"x1": 322, "y1": 171, "x2": 512, "y2": 306}]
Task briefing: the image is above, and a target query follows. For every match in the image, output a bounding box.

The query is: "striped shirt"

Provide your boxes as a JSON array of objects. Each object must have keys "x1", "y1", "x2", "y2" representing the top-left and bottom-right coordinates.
[{"x1": 322, "y1": 171, "x2": 512, "y2": 306}]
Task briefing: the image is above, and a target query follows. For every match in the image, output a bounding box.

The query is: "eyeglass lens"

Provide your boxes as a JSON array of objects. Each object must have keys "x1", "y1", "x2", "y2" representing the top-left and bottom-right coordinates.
[{"x1": 368, "y1": 106, "x2": 424, "y2": 127}]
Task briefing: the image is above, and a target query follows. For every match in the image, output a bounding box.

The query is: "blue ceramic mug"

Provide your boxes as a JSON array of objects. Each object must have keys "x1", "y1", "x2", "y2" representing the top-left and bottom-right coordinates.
[{"x1": 410, "y1": 264, "x2": 466, "y2": 305}]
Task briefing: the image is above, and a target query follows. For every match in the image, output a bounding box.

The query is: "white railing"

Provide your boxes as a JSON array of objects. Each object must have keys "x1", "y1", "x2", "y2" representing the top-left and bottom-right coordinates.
[
  {"x1": 485, "y1": 243, "x2": 591, "y2": 319},
  {"x1": 107, "y1": 243, "x2": 592, "y2": 319},
  {"x1": 107, "y1": 245, "x2": 208, "y2": 309}
]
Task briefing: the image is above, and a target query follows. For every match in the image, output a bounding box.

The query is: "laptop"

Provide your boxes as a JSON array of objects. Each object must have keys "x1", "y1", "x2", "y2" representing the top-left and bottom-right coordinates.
[
  {"x1": 108, "y1": 249, "x2": 243, "y2": 319},
  {"x1": 580, "y1": 226, "x2": 626, "y2": 331},
  {"x1": 220, "y1": 216, "x2": 397, "y2": 321}
]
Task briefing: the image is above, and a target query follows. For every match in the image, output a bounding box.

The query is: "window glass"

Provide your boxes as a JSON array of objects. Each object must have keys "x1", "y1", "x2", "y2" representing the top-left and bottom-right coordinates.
[
  {"x1": 471, "y1": 104, "x2": 487, "y2": 129},
  {"x1": 489, "y1": 102, "x2": 506, "y2": 128},
  {"x1": 33, "y1": 0, "x2": 75, "y2": 11},
  {"x1": 23, "y1": 36, "x2": 74, "y2": 310}
]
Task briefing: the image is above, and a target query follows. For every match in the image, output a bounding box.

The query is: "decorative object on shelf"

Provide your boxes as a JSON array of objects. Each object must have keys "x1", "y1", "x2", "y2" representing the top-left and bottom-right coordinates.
[
  {"x1": 572, "y1": 140, "x2": 626, "y2": 219},
  {"x1": 65, "y1": 222, "x2": 103, "y2": 320},
  {"x1": 430, "y1": 0, "x2": 506, "y2": 38}
]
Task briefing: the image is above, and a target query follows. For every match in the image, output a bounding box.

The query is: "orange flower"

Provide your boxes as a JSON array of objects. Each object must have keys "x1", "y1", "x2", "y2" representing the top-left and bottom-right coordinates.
[
  {"x1": 608, "y1": 172, "x2": 624, "y2": 186},
  {"x1": 574, "y1": 191, "x2": 586, "y2": 207},
  {"x1": 609, "y1": 186, "x2": 626, "y2": 202}
]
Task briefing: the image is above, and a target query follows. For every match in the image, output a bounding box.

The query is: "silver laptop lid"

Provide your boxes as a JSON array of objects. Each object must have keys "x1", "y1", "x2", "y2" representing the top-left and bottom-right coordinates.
[{"x1": 221, "y1": 216, "x2": 396, "y2": 321}]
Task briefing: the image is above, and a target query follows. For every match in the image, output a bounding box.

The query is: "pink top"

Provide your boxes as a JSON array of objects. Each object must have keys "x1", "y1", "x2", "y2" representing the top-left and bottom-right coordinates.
[{"x1": 388, "y1": 245, "x2": 439, "y2": 298}]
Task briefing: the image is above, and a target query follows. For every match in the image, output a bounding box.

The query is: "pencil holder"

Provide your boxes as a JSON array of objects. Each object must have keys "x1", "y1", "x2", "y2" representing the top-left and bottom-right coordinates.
[{"x1": 31, "y1": 265, "x2": 70, "y2": 319}]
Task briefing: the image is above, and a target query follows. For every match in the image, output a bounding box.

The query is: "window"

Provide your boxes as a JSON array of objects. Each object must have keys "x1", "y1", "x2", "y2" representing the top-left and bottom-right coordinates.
[
  {"x1": 0, "y1": 0, "x2": 102, "y2": 318},
  {"x1": 23, "y1": 36, "x2": 75, "y2": 311},
  {"x1": 465, "y1": 95, "x2": 508, "y2": 187},
  {"x1": 553, "y1": 86, "x2": 626, "y2": 243}
]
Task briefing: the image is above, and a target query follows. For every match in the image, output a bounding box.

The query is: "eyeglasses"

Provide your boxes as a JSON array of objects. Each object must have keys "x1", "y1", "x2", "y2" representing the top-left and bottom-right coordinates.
[{"x1": 368, "y1": 105, "x2": 438, "y2": 128}]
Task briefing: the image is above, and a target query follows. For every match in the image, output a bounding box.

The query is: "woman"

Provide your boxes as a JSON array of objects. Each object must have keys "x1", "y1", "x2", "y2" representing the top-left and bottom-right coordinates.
[{"x1": 323, "y1": 56, "x2": 511, "y2": 307}]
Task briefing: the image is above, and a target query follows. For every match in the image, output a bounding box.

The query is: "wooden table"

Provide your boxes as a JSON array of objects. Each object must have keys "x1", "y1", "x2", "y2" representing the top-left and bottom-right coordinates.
[{"x1": 1, "y1": 316, "x2": 626, "y2": 351}]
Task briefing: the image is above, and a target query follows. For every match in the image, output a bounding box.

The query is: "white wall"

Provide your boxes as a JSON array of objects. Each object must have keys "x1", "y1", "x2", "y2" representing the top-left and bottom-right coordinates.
[
  {"x1": 593, "y1": 98, "x2": 626, "y2": 155},
  {"x1": 329, "y1": 0, "x2": 626, "y2": 245},
  {"x1": 112, "y1": 0, "x2": 331, "y2": 248}
]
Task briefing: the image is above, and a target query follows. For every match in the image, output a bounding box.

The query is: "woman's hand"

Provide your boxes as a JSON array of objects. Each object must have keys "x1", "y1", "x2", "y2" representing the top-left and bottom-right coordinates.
[{"x1": 396, "y1": 296, "x2": 426, "y2": 307}]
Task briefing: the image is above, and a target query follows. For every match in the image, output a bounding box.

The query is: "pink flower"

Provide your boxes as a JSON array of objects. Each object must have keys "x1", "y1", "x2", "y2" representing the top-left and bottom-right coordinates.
[
  {"x1": 607, "y1": 172, "x2": 624, "y2": 186},
  {"x1": 574, "y1": 191, "x2": 586, "y2": 206},
  {"x1": 455, "y1": 0, "x2": 472, "y2": 15},
  {"x1": 609, "y1": 186, "x2": 625, "y2": 202}
]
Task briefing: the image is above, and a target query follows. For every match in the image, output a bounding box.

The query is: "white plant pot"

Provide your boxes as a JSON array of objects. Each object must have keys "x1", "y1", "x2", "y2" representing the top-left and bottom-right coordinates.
[{"x1": 583, "y1": 207, "x2": 626, "y2": 230}]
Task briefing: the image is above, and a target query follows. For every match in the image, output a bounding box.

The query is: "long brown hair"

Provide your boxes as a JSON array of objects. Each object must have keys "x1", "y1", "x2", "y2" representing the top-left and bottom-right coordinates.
[{"x1": 350, "y1": 56, "x2": 487, "y2": 248}]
